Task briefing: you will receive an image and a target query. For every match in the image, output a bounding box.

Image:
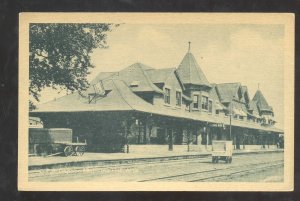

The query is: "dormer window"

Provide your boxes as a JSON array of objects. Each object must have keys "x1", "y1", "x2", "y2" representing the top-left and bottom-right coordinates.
[
  {"x1": 164, "y1": 88, "x2": 170, "y2": 104},
  {"x1": 130, "y1": 81, "x2": 140, "y2": 87},
  {"x1": 176, "y1": 91, "x2": 182, "y2": 106},
  {"x1": 201, "y1": 96, "x2": 208, "y2": 110},
  {"x1": 93, "y1": 81, "x2": 105, "y2": 95},
  {"x1": 193, "y1": 95, "x2": 199, "y2": 109}
]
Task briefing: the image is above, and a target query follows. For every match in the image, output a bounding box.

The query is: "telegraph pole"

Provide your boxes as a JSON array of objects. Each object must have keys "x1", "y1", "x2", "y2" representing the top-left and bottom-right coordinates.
[
  {"x1": 229, "y1": 114, "x2": 232, "y2": 140},
  {"x1": 229, "y1": 104, "x2": 232, "y2": 141}
]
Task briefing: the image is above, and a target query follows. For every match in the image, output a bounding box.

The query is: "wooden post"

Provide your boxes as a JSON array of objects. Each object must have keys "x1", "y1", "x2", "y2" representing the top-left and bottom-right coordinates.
[
  {"x1": 148, "y1": 125, "x2": 152, "y2": 144},
  {"x1": 195, "y1": 127, "x2": 198, "y2": 145},
  {"x1": 206, "y1": 128, "x2": 208, "y2": 150},
  {"x1": 137, "y1": 119, "x2": 141, "y2": 144},
  {"x1": 188, "y1": 127, "x2": 192, "y2": 152},
  {"x1": 123, "y1": 119, "x2": 129, "y2": 153},
  {"x1": 169, "y1": 128, "x2": 173, "y2": 151},
  {"x1": 229, "y1": 111, "x2": 232, "y2": 140},
  {"x1": 143, "y1": 119, "x2": 147, "y2": 144}
]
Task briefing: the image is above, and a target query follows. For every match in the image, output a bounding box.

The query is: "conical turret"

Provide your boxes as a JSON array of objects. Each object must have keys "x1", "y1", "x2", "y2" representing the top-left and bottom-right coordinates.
[
  {"x1": 252, "y1": 89, "x2": 273, "y2": 112},
  {"x1": 176, "y1": 43, "x2": 211, "y2": 88}
]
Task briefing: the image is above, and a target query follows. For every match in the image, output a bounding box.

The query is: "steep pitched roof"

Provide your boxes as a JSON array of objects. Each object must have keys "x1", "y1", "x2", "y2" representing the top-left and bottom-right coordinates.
[
  {"x1": 176, "y1": 52, "x2": 211, "y2": 88},
  {"x1": 215, "y1": 83, "x2": 242, "y2": 103},
  {"x1": 252, "y1": 90, "x2": 273, "y2": 112},
  {"x1": 87, "y1": 63, "x2": 163, "y2": 95},
  {"x1": 240, "y1": 86, "x2": 250, "y2": 104},
  {"x1": 146, "y1": 68, "x2": 175, "y2": 83},
  {"x1": 89, "y1": 72, "x2": 116, "y2": 85},
  {"x1": 241, "y1": 86, "x2": 247, "y2": 94},
  {"x1": 33, "y1": 79, "x2": 157, "y2": 113},
  {"x1": 209, "y1": 84, "x2": 227, "y2": 110},
  {"x1": 32, "y1": 81, "x2": 282, "y2": 133},
  {"x1": 209, "y1": 84, "x2": 221, "y2": 102},
  {"x1": 249, "y1": 100, "x2": 260, "y2": 115}
]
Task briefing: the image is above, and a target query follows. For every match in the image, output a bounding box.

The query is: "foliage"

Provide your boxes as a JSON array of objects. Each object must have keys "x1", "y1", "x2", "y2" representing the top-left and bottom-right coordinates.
[{"x1": 29, "y1": 23, "x2": 113, "y2": 109}]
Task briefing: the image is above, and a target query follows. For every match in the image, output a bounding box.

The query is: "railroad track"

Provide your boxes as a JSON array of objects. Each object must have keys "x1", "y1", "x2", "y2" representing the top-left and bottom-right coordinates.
[
  {"x1": 190, "y1": 162, "x2": 283, "y2": 182},
  {"x1": 29, "y1": 154, "x2": 283, "y2": 182},
  {"x1": 29, "y1": 156, "x2": 210, "y2": 179},
  {"x1": 139, "y1": 159, "x2": 284, "y2": 182}
]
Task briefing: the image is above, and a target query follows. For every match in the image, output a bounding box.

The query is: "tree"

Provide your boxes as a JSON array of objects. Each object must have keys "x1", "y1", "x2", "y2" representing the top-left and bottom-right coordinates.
[{"x1": 29, "y1": 23, "x2": 114, "y2": 110}]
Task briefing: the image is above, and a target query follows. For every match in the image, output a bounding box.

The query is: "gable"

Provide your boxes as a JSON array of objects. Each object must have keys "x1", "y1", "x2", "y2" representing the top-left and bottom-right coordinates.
[
  {"x1": 215, "y1": 83, "x2": 241, "y2": 103},
  {"x1": 234, "y1": 86, "x2": 243, "y2": 101},
  {"x1": 209, "y1": 84, "x2": 220, "y2": 102},
  {"x1": 164, "y1": 69, "x2": 183, "y2": 90},
  {"x1": 241, "y1": 86, "x2": 250, "y2": 104}
]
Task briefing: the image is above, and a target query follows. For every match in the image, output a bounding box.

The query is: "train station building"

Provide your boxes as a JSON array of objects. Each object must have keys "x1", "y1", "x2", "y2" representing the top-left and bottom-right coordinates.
[{"x1": 31, "y1": 47, "x2": 283, "y2": 153}]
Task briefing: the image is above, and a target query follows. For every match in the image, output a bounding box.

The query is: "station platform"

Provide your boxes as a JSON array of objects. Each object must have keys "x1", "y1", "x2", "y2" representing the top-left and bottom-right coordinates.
[{"x1": 28, "y1": 148, "x2": 283, "y2": 170}]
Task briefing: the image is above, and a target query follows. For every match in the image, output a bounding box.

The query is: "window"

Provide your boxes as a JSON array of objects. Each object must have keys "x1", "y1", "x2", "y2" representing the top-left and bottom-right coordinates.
[
  {"x1": 201, "y1": 96, "x2": 208, "y2": 110},
  {"x1": 130, "y1": 80, "x2": 140, "y2": 87},
  {"x1": 239, "y1": 116, "x2": 244, "y2": 120},
  {"x1": 208, "y1": 100, "x2": 212, "y2": 113},
  {"x1": 176, "y1": 91, "x2": 182, "y2": 106},
  {"x1": 164, "y1": 88, "x2": 170, "y2": 104},
  {"x1": 93, "y1": 81, "x2": 105, "y2": 94},
  {"x1": 193, "y1": 95, "x2": 199, "y2": 109},
  {"x1": 216, "y1": 110, "x2": 219, "y2": 115}
]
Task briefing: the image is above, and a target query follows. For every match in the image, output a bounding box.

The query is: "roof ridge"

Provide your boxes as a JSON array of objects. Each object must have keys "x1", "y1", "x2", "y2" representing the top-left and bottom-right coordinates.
[
  {"x1": 190, "y1": 53, "x2": 211, "y2": 86},
  {"x1": 188, "y1": 53, "x2": 192, "y2": 82},
  {"x1": 145, "y1": 67, "x2": 175, "y2": 71}
]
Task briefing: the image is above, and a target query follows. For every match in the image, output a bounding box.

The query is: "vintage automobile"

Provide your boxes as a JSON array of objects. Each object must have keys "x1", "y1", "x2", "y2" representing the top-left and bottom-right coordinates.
[
  {"x1": 29, "y1": 128, "x2": 87, "y2": 157},
  {"x1": 211, "y1": 140, "x2": 233, "y2": 163}
]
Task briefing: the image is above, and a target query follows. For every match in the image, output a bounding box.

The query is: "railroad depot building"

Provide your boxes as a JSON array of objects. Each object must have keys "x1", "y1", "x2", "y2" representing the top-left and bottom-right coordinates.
[{"x1": 31, "y1": 48, "x2": 283, "y2": 153}]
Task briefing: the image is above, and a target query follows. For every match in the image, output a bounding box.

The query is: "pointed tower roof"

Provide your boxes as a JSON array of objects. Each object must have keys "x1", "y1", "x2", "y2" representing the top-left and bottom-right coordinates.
[
  {"x1": 176, "y1": 44, "x2": 211, "y2": 88},
  {"x1": 252, "y1": 90, "x2": 273, "y2": 112}
]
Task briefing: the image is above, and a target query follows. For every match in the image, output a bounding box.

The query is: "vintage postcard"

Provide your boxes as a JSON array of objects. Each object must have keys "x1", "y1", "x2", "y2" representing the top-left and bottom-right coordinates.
[{"x1": 18, "y1": 13, "x2": 294, "y2": 191}]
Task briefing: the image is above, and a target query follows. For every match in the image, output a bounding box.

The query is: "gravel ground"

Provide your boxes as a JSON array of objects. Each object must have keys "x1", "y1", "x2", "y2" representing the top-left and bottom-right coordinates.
[{"x1": 29, "y1": 152, "x2": 284, "y2": 182}]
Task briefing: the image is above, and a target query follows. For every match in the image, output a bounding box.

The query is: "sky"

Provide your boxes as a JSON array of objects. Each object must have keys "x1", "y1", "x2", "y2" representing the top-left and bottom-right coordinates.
[{"x1": 38, "y1": 23, "x2": 284, "y2": 129}]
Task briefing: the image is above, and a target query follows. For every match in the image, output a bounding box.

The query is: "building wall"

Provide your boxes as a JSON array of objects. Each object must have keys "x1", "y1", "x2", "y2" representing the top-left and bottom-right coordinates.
[{"x1": 152, "y1": 72, "x2": 192, "y2": 112}]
